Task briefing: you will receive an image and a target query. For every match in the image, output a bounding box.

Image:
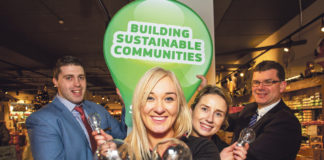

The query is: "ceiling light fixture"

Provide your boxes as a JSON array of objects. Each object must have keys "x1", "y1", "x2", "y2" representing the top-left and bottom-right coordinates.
[
  {"x1": 38, "y1": 0, "x2": 64, "y2": 25},
  {"x1": 321, "y1": 16, "x2": 324, "y2": 32},
  {"x1": 285, "y1": 74, "x2": 301, "y2": 81},
  {"x1": 283, "y1": 38, "x2": 292, "y2": 53},
  {"x1": 283, "y1": 47, "x2": 290, "y2": 52},
  {"x1": 58, "y1": 19, "x2": 64, "y2": 25}
]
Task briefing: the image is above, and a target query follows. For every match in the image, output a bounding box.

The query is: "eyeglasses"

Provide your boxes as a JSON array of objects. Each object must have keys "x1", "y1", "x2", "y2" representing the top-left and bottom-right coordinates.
[{"x1": 252, "y1": 79, "x2": 281, "y2": 87}]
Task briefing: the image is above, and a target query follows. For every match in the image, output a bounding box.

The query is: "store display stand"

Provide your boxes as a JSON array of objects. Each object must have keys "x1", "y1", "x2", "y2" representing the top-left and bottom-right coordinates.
[{"x1": 283, "y1": 75, "x2": 324, "y2": 160}]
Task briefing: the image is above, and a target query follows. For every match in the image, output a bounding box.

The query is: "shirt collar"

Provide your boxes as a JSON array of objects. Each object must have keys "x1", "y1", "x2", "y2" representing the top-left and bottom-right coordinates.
[
  {"x1": 257, "y1": 99, "x2": 281, "y2": 118},
  {"x1": 56, "y1": 94, "x2": 83, "y2": 112}
]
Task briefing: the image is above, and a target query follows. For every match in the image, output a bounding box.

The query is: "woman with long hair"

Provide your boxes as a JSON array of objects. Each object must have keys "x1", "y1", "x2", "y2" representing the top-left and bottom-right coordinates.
[
  {"x1": 94, "y1": 67, "x2": 219, "y2": 160},
  {"x1": 191, "y1": 85, "x2": 248, "y2": 160}
]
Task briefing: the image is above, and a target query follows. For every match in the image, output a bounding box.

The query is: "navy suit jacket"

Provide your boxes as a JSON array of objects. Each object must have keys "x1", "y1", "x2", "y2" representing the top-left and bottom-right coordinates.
[
  {"x1": 26, "y1": 97, "x2": 127, "y2": 160},
  {"x1": 228, "y1": 100, "x2": 301, "y2": 160}
]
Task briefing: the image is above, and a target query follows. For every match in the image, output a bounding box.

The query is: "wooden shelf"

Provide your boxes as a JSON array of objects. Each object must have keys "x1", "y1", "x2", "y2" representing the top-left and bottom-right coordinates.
[
  {"x1": 301, "y1": 121, "x2": 324, "y2": 126},
  {"x1": 290, "y1": 106, "x2": 323, "y2": 110},
  {"x1": 283, "y1": 75, "x2": 324, "y2": 114},
  {"x1": 285, "y1": 75, "x2": 324, "y2": 92}
]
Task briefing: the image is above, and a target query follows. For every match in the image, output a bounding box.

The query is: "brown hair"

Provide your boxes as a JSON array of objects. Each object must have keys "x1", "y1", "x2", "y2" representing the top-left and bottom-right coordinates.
[
  {"x1": 191, "y1": 85, "x2": 231, "y2": 129},
  {"x1": 253, "y1": 60, "x2": 285, "y2": 81},
  {"x1": 53, "y1": 56, "x2": 84, "y2": 79}
]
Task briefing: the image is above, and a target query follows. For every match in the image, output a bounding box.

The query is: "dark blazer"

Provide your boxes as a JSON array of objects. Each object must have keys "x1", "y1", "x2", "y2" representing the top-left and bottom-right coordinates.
[
  {"x1": 228, "y1": 100, "x2": 301, "y2": 160},
  {"x1": 26, "y1": 97, "x2": 127, "y2": 160}
]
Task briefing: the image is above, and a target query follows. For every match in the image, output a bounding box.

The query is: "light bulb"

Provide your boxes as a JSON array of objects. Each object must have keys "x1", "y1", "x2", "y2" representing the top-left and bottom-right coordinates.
[
  {"x1": 89, "y1": 113, "x2": 101, "y2": 134},
  {"x1": 321, "y1": 17, "x2": 324, "y2": 32},
  {"x1": 98, "y1": 139, "x2": 129, "y2": 160},
  {"x1": 152, "y1": 138, "x2": 192, "y2": 160},
  {"x1": 236, "y1": 128, "x2": 256, "y2": 147}
]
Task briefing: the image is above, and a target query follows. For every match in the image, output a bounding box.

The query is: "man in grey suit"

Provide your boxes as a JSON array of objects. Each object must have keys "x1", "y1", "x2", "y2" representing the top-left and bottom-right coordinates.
[
  {"x1": 228, "y1": 61, "x2": 301, "y2": 160},
  {"x1": 26, "y1": 56, "x2": 127, "y2": 160}
]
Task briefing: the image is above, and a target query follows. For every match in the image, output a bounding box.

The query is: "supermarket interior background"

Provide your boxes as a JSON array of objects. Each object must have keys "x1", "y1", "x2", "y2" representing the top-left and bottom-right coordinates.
[{"x1": 0, "y1": 0, "x2": 324, "y2": 159}]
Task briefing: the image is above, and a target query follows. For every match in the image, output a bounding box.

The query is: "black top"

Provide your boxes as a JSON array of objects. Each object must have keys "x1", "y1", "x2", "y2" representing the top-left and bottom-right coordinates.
[
  {"x1": 180, "y1": 135, "x2": 220, "y2": 160},
  {"x1": 211, "y1": 134, "x2": 229, "y2": 152},
  {"x1": 150, "y1": 136, "x2": 220, "y2": 160}
]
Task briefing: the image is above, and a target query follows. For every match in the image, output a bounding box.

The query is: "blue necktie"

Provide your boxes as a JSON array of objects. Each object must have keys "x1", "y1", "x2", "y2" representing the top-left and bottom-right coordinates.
[{"x1": 248, "y1": 112, "x2": 258, "y2": 127}]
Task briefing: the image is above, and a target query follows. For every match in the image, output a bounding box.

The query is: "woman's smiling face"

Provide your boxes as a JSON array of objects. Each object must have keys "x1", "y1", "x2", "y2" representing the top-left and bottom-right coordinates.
[
  {"x1": 192, "y1": 94, "x2": 227, "y2": 138},
  {"x1": 141, "y1": 76, "x2": 179, "y2": 137}
]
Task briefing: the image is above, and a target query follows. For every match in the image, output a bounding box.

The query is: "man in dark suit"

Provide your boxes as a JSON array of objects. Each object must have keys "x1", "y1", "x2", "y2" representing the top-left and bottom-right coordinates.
[
  {"x1": 228, "y1": 60, "x2": 301, "y2": 160},
  {"x1": 26, "y1": 56, "x2": 127, "y2": 160}
]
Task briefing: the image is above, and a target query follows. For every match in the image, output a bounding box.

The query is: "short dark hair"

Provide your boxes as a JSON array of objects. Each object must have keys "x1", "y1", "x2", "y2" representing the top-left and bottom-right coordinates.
[
  {"x1": 53, "y1": 56, "x2": 84, "y2": 79},
  {"x1": 191, "y1": 85, "x2": 231, "y2": 129},
  {"x1": 253, "y1": 60, "x2": 285, "y2": 81}
]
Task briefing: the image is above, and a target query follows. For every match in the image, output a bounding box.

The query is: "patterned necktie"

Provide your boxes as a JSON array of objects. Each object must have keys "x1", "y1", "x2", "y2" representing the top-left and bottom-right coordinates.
[
  {"x1": 74, "y1": 105, "x2": 97, "y2": 153},
  {"x1": 248, "y1": 112, "x2": 258, "y2": 127}
]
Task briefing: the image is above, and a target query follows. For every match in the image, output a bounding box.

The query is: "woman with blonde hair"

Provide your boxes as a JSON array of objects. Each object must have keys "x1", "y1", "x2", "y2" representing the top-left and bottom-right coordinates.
[{"x1": 94, "y1": 67, "x2": 219, "y2": 160}]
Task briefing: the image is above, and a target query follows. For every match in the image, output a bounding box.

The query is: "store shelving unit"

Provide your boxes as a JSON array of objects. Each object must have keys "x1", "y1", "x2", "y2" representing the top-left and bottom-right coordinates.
[
  {"x1": 282, "y1": 75, "x2": 324, "y2": 152},
  {"x1": 283, "y1": 75, "x2": 324, "y2": 122}
]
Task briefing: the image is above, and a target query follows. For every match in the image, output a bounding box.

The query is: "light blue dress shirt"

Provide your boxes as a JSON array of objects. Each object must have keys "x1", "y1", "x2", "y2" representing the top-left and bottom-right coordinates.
[{"x1": 56, "y1": 95, "x2": 92, "y2": 148}]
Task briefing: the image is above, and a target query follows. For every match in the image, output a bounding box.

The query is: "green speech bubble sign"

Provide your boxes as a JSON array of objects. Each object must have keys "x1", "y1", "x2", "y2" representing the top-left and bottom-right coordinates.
[{"x1": 103, "y1": 0, "x2": 213, "y2": 127}]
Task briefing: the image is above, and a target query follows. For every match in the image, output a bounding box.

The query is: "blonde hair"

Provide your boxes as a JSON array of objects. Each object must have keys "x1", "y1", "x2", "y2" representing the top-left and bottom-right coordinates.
[{"x1": 125, "y1": 67, "x2": 192, "y2": 160}]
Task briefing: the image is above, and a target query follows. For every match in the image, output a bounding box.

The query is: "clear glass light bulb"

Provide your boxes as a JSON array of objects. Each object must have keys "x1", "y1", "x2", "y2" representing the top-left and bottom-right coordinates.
[
  {"x1": 89, "y1": 113, "x2": 101, "y2": 134},
  {"x1": 152, "y1": 138, "x2": 192, "y2": 160},
  {"x1": 98, "y1": 139, "x2": 129, "y2": 160},
  {"x1": 236, "y1": 128, "x2": 256, "y2": 147}
]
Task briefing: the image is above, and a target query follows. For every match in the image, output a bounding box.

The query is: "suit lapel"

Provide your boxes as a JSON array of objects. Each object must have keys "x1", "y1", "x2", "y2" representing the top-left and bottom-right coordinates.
[
  {"x1": 251, "y1": 100, "x2": 284, "y2": 131},
  {"x1": 52, "y1": 98, "x2": 91, "y2": 148},
  {"x1": 82, "y1": 101, "x2": 96, "y2": 116},
  {"x1": 241, "y1": 103, "x2": 258, "y2": 127},
  {"x1": 231, "y1": 103, "x2": 258, "y2": 142}
]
